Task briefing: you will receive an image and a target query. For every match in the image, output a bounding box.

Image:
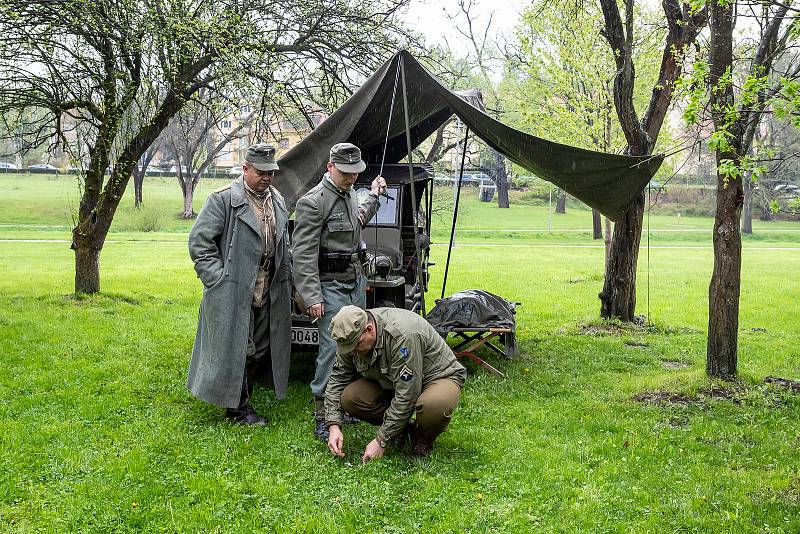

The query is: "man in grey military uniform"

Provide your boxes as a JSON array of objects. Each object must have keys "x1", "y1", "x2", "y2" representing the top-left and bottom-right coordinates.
[
  {"x1": 292, "y1": 142, "x2": 387, "y2": 441},
  {"x1": 325, "y1": 306, "x2": 467, "y2": 461},
  {"x1": 187, "y1": 144, "x2": 292, "y2": 426}
]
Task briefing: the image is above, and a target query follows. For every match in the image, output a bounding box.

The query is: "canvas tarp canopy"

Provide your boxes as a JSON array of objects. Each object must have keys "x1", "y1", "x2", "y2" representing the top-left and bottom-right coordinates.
[{"x1": 275, "y1": 50, "x2": 664, "y2": 222}]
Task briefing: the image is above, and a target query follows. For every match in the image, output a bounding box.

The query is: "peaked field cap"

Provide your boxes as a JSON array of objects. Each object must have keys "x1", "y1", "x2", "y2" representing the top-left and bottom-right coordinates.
[
  {"x1": 330, "y1": 305, "x2": 369, "y2": 354},
  {"x1": 245, "y1": 143, "x2": 279, "y2": 171},
  {"x1": 329, "y1": 142, "x2": 366, "y2": 173}
]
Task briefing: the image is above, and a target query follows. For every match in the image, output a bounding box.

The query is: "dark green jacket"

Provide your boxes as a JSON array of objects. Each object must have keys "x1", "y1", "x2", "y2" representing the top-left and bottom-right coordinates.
[
  {"x1": 325, "y1": 308, "x2": 467, "y2": 443},
  {"x1": 187, "y1": 178, "x2": 292, "y2": 407},
  {"x1": 292, "y1": 175, "x2": 379, "y2": 307}
]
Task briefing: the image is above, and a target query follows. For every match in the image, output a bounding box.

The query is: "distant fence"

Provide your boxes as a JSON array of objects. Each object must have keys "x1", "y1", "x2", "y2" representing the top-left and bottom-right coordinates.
[{"x1": 0, "y1": 168, "x2": 239, "y2": 179}]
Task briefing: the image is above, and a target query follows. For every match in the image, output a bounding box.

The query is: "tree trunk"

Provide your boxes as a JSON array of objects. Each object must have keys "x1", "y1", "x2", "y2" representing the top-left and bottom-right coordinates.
[
  {"x1": 72, "y1": 231, "x2": 102, "y2": 294},
  {"x1": 599, "y1": 192, "x2": 644, "y2": 321},
  {"x1": 133, "y1": 168, "x2": 144, "y2": 208},
  {"x1": 555, "y1": 190, "x2": 566, "y2": 214},
  {"x1": 707, "y1": 177, "x2": 742, "y2": 378},
  {"x1": 494, "y1": 151, "x2": 510, "y2": 208},
  {"x1": 741, "y1": 175, "x2": 753, "y2": 234},
  {"x1": 181, "y1": 180, "x2": 196, "y2": 219},
  {"x1": 592, "y1": 209, "x2": 602, "y2": 239},
  {"x1": 707, "y1": 0, "x2": 741, "y2": 378},
  {"x1": 604, "y1": 217, "x2": 612, "y2": 265}
]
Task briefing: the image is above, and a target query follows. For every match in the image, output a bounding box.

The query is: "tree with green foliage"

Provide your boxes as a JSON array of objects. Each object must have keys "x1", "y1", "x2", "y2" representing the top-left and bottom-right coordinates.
[
  {"x1": 502, "y1": 0, "x2": 624, "y2": 225},
  {"x1": 596, "y1": 0, "x2": 707, "y2": 321},
  {"x1": 0, "y1": 0, "x2": 412, "y2": 294},
  {"x1": 698, "y1": 0, "x2": 798, "y2": 377},
  {"x1": 503, "y1": 0, "x2": 701, "y2": 317}
]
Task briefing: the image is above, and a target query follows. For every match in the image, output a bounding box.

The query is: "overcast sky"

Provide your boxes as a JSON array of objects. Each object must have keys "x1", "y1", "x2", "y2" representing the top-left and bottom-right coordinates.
[{"x1": 404, "y1": 0, "x2": 526, "y2": 51}]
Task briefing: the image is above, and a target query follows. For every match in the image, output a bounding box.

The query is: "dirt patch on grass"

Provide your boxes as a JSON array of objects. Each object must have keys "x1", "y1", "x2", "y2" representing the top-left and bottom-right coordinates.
[
  {"x1": 632, "y1": 391, "x2": 694, "y2": 406},
  {"x1": 661, "y1": 359, "x2": 691, "y2": 370},
  {"x1": 764, "y1": 376, "x2": 800, "y2": 393},
  {"x1": 633, "y1": 386, "x2": 741, "y2": 407},
  {"x1": 698, "y1": 386, "x2": 741, "y2": 404}
]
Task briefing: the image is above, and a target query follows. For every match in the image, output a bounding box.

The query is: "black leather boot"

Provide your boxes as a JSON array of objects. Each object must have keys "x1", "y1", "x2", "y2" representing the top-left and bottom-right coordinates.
[
  {"x1": 314, "y1": 418, "x2": 330, "y2": 442},
  {"x1": 225, "y1": 406, "x2": 269, "y2": 426}
]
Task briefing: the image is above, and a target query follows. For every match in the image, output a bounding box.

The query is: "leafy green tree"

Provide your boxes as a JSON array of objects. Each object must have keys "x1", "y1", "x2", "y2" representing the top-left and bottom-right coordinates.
[
  {"x1": 0, "y1": 0, "x2": 412, "y2": 294},
  {"x1": 503, "y1": 0, "x2": 702, "y2": 319},
  {"x1": 699, "y1": 0, "x2": 798, "y2": 377},
  {"x1": 501, "y1": 0, "x2": 640, "y2": 223},
  {"x1": 595, "y1": 0, "x2": 707, "y2": 321}
]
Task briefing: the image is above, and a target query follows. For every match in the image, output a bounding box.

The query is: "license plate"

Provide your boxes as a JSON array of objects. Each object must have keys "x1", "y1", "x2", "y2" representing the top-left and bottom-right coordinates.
[{"x1": 291, "y1": 326, "x2": 319, "y2": 345}]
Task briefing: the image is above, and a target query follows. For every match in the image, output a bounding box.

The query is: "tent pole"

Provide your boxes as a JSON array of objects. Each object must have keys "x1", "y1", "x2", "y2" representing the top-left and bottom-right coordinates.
[
  {"x1": 441, "y1": 125, "x2": 470, "y2": 301},
  {"x1": 400, "y1": 55, "x2": 426, "y2": 316}
]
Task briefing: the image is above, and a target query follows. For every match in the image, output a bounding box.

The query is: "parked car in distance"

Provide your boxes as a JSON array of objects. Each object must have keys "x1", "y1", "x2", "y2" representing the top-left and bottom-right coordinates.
[
  {"x1": 0, "y1": 162, "x2": 18, "y2": 172},
  {"x1": 28, "y1": 163, "x2": 59, "y2": 174},
  {"x1": 434, "y1": 173, "x2": 485, "y2": 186}
]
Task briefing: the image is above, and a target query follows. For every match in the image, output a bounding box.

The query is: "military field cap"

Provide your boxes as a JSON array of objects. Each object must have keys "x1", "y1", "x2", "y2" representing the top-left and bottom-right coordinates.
[
  {"x1": 329, "y1": 142, "x2": 366, "y2": 174},
  {"x1": 245, "y1": 143, "x2": 279, "y2": 172},
  {"x1": 330, "y1": 305, "x2": 369, "y2": 354}
]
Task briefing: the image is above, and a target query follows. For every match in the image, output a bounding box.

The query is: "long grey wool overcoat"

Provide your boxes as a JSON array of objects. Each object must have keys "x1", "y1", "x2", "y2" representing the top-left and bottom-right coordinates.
[{"x1": 186, "y1": 177, "x2": 291, "y2": 407}]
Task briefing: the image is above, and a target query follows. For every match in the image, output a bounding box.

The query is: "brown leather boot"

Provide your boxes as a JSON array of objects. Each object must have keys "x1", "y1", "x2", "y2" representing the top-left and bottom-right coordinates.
[
  {"x1": 410, "y1": 428, "x2": 435, "y2": 458},
  {"x1": 396, "y1": 420, "x2": 418, "y2": 449}
]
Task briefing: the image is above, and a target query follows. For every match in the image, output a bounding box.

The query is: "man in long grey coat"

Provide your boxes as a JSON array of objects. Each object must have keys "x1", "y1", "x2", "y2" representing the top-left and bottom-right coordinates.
[{"x1": 187, "y1": 144, "x2": 292, "y2": 426}]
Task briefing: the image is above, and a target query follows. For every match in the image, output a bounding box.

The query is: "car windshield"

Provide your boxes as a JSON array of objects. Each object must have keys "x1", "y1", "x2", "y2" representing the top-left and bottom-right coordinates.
[{"x1": 356, "y1": 186, "x2": 400, "y2": 225}]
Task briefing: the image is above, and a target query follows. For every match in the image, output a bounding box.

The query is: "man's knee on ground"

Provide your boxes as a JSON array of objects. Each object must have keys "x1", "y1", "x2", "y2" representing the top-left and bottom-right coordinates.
[{"x1": 415, "y1": 396, "x2": 456, "y2": 420}]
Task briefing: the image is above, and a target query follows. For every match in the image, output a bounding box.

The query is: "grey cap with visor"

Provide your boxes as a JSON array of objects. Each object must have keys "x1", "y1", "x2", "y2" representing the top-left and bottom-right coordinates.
[
  {"x1": 329, "y1": 142, "x2": 366, "y2": 174},
  {"x1": 245, "y1": 143, "x2": 279, "y2": 172}
]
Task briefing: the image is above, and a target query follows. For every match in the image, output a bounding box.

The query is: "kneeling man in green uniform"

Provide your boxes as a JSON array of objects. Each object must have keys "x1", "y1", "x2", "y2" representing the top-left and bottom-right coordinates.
[{"x1": 324, "y1": 306, "x2": 467, "y2": 461}]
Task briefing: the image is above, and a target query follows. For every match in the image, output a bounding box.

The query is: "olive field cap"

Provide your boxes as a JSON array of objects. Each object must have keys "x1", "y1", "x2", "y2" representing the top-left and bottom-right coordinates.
[
  {"x1": 329, "y1": 142, "x2": 366, "y2": 173},
  {"x1": 245, "y1": 143, "x2": 279, "y2": 171},
  {"x1": 330, "y1": 305, "x2": 369, "y2": 354}
]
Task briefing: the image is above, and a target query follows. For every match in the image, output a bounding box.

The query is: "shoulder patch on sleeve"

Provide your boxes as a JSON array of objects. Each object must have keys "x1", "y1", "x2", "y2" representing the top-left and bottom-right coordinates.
[
  {"x1": 399, "y1": 365, "x2": 414, "y2": 382},
  {"x1": 399, "y1": 347, "x2": 410, "y2": 360}
]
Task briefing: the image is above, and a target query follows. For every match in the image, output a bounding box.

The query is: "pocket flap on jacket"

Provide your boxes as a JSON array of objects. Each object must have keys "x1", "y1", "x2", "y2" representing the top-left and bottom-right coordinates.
[{"x1": 326, "y1": 220, "x2": 354, "y2": 233}]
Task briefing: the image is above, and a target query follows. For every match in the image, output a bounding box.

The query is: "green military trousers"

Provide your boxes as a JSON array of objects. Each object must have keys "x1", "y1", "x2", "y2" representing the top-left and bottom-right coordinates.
[{"x1": 340, "y1": 378, "x2": 461, "y2": 440}]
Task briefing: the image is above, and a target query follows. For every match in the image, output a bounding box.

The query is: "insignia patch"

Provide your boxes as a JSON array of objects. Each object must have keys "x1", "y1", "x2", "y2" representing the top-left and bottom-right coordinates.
[
  {"x1": 399, "y1": 347, "x2": 410, "y2": 360},
  {"x1": 399, "y1": 365, "x2": 414, "y2": 382}
]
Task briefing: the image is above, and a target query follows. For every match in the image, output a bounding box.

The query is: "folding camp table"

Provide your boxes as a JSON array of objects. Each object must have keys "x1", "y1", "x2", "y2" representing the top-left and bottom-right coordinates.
[{"x1": 449, "y1": 327, "x2": 516, "y2": 377}]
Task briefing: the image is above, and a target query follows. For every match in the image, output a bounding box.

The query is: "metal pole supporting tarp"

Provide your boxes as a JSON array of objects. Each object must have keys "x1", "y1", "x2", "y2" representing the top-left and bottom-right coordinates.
[
  {"x1": 400, "y1": 55, "x2": 426, "y2": 316},
  {"x1": 441, "y1": 126, "x2": 470, "y2": 300}
]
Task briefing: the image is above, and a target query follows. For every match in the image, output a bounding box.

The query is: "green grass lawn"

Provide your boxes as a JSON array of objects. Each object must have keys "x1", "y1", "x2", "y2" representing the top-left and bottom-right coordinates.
[{"x1": 1, "y1": 174, "x2": 799, "y2": 531}]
